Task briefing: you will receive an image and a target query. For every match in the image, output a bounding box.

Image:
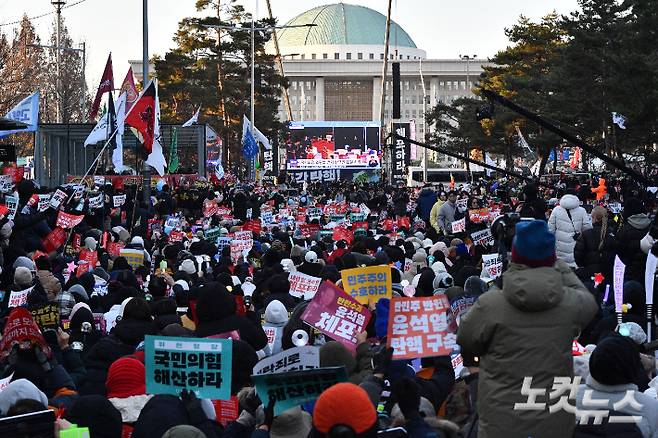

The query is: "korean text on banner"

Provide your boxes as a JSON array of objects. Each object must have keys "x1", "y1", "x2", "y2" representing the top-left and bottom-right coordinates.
[
  {"x1": 251, "y1": 366, "x2": 347, "y2": 416},
  {"x1": 387, "y1": 296, "x2": 456, "y2": 360},
  {"x1": 613, "y1": 255, "x2": 626, "y2": 314},
  {"x1": 471, "y1": 228, "x2": 494, "y2": 247},
  {"x1": 288, "y1": 272, "x2": 322, "y2": 300},
  {"x1": 252, "y1": 346, "x2": 320, "y2": 375},
  {"x1": 451, "y1": 218, "x2": 466, "y2": 234},
  {"x1": 482, "y1": 253, "x2": 503, "y2": 279},
  {"x1": 56, "y1": 211, "x2": 85, "y2": 229},
  {"x1": 49, "y1": 189, "x2": 67, "y2": 209},
  {"x1": 301, "y1": 281, "x2": 371, "y2": 351},
  {"x1": 112, "y1": 194, "x2": 126, "y2": 207},
  {"x1": 145, "y1": 335, "x2": 233, "y2": 400},
  {"x1": 340, "y1": 265, "x2": 392, "y2": 304},
  {"x1": 120, "y1": 248, "x2": 145, "y2": 269},
  {"x1": 8, "y1": 286, "x2": 33, "y2": 308}
]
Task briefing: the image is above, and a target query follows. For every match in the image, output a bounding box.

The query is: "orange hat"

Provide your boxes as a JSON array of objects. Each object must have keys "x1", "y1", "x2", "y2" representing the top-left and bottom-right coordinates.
[{"x1": 313, "y1": 383, "x2": 376, "y2": 434}]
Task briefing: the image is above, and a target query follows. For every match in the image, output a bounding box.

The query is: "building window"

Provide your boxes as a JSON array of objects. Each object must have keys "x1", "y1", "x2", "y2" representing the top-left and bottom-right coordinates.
[
  {"x1": 301, "y1": 54, "x2": 305, "y2": 59},
  {"x1": 346, "y1": 53, "x2": 352, "y2": 60},
  {"x1": 306, "y1": 81, "x2": 311, "y2": 90},
  {"x1": 461, "y1": 81, "x2": 466, "y2": 90},
  {"x1": 357, "y1": 52, "x2": 363, "y2": 60},
  {"x1": 447, "y1": 81, "x2": 452, "y2": 91},
  {"x1": 291, "y1": 96, "x2": 297, "y2": 104},
  {"x1": 407, "y1": 55, "x2": 410, "y2": 60},
  {"x1": 369, "y1": 53, "x2": 374, "y2": 59},
  {"x1": 311, "y1": 53, "x2": 316, "y2": 59},
  {"x1": 405, "y1": 81, "x2": 410, "y2": 91},
  {"x1": 334, "y1": 53, "x2": 339, "y2": 59},
  {"x1": 404, "y1": 109, "x2": 410, "y2": 119},
  {"x1": 292, "y1": 81, "x2": 297, "y2": 90},
  {"x1": 380, "y1": 53, "x2": 384, "y2": 60},
  {"x1": 439, "y1": 81, "x2": 444, "y2": 89},
  {"x1": 323, "y1": 53, "x2": 328, "y2": 59},
  {"x1": 411, "y1": 96, "x2": 416, "y2": 105},
  {"x1": 412, "y1": 109, "x2": 417, "y2": 118}
]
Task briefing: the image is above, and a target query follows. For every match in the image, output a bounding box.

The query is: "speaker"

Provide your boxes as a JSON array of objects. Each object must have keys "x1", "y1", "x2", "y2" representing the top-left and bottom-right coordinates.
[{"x1": 392, "y1": 62, "x2": 400, "y2": 119}]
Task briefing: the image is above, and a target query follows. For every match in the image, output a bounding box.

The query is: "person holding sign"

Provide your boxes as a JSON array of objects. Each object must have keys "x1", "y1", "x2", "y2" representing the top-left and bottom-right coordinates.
[{"x1": 457, "y1": 220, "x2": 598, "y2": 438}]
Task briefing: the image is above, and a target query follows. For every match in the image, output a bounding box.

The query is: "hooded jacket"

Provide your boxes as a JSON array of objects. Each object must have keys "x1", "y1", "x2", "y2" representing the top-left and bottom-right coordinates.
[
  {"x1": 612, "y1": 214, "x2": 652, "y2": 283},
  {"x1": 261, "y1": 300, "x2": 289, "y2": 356},
  {"x1": 437, "y1": 201, "x2": 457, "y2": 235},
  {"x1": 548, "y1": 194, "x2": 592, "y2": 266},
  {"x1": 416, "y1": 188, "x2": 438, "y2": 223},
  {"x1": 457, "y1": 260, "x2": 598, "y2": 438}
]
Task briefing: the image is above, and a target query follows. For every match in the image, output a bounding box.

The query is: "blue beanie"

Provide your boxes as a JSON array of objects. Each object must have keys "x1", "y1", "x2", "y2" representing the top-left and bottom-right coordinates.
[{"x1": 511, "y1": 220, "x2": 556, "y2": 268}]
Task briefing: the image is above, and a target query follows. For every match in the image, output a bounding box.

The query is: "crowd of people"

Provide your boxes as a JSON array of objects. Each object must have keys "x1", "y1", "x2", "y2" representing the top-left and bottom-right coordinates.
[{"x1": 0, "y1": 170, "x2": 656, "y2": 438}]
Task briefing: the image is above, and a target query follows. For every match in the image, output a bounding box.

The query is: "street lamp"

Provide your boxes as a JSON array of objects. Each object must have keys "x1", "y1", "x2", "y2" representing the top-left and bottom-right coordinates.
[
  {"x1": 201, "y1": 21, "x2": 316, "y2": 180},
  {"x1": 459, "y1": 55, "x2": 477, "y2": 93},
  {"x1": 419, "y1": 58, "x2": 428, "y2": 182}
]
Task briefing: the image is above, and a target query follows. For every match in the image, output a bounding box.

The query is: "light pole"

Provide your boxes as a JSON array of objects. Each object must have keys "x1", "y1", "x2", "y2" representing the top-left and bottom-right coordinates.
[
  {"x1": 142, "y1": 0, "x2": 150, "y2": 229},
  {"x1": 419, "y1": 58, "x2": 428, "y2": 182},
  {"x1": 201, "y1": 21, "x2": 316, "y2": 181},
  {"x1": 460, "y1": 54, "x2": 476, "y2": 182},
  {"x1": 51, "y1": 0, "x2": 66, "y2": 123}
]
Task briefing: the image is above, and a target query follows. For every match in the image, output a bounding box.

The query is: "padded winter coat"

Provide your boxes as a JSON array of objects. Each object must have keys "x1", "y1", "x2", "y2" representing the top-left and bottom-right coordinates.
[{"x1": 548, "y1": 194, "x2": 592, "y2": 266}]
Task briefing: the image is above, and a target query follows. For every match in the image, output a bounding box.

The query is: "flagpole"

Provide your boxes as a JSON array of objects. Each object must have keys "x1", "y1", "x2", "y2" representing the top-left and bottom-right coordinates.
[
  {"x1": 142, "y1": 0, "x2": 151, "y2": 230},
  {"x1": 250, "y1": 4, "x2": 256, "y2": 181}
]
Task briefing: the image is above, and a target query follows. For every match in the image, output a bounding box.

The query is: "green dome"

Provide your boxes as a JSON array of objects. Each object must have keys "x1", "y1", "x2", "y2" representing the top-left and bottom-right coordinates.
[{"x1": 273, "y1": 3, "x2": 417, "y2": 48}]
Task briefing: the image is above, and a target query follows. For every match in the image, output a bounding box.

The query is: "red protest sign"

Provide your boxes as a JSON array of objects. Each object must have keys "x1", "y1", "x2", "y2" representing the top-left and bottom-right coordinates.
[
  {"x1": 387, "y1": 296, "x2": 456, "y2": 360},
  {"x1": 79, "y1": 249, "x2": 98, "y2": 269},
  {"x1": 242, "y1": 220, "x2": 262, "y2": 235},
  {"x1": 203, "y1": 199, "x2": 219, "y2": 217},
  {"x1": 3, "y1": 166, "x2": 24, "y2": 183},
  {"x1": 332, "y1": 226, "x2": 354, "y2": 245},
  {"x1": 169, "y1": 230, "x2": 184, "y2": 242},
  {"x1": 299, "y1": 223, "x2": 320, "y2": 238},
  {"x1": 212, "y1": 396, "x2": 239, "y2": 426},
  {"x1": 396, "y1": 216, "x2": 411, "y2": 229},
  {"x1": 42, "y1": 227, "x2": 67, "y2": 253},
  {"x1": 56, "y1": 211, "x2": 85, "y2": 229},
  {"x1": 72, "y1": 233, "x2": 81, "y2": 250},
  {"x1": 216, "y1": 207, "x2": 232, "y2": 217},
  {"x1": 352, "y1": 221, "x2": 369, "y2": 231},
  {"x1": 0, "y1": 307, "x2": 50, "y2": 360},
  {"x1": 380, "y1": 219, "x2": 394, "y2": 231},
  {"x1": 468, "y1": 208, "x2": 490, "y2": 224},
  {"x1": 107, "y1": 241, "x2": 125, "y2": 257},
  {"x1": 301, "y1": 281, "x2": 371, "y2": 351},
  {"x1": 76, "y1": 261, "x2": 91, "y2": 278}
]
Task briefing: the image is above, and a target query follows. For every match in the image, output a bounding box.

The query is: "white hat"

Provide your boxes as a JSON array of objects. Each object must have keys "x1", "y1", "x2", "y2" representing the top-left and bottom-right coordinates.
[
  {"x1": 242, "y1": 282, "x2": 256, "y2": 296},
  {"x1": 305, "y1": 251, "x2": 318, "y2": 263},
  {"x1": 131, "y1": 236, "x2": 144, "y2": 247},
  {"x1": 179, "y1": 259, "x2": 196, "y2": 275},
  {"x1": 431, "y1": 261, "x2": 447, "y2": 274},
  {"x1": 84, "y1": 236, "x2": 98, "y2": 251},
  {"x1": 174, "y1": 279, "x2": 189, "y2": 291},
  {"x1": 422, "y1": 238, "x2": 433, "y2": 248},
  {"x1": 414, "y1": 232, "x2": 424, "y2": 240},
  {"x1": 280, "y1": 258, "x2": 296, "y2": 273}
]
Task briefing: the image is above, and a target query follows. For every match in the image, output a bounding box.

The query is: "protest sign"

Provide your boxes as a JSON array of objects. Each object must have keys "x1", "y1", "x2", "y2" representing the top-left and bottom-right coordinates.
[
  {"x1": 112, "y1": 194, "x2": 126, "y2": 207},
  {"x1": 8, "y1": 286, "x2": 33, "y2": 308},
  {"x1": 450, "y1": 218, "x2": 466, "y2": 234},
  {"x1": 251, "y1": 366, "x2": 347, "y2": 416},
  {"x1": 613, "y1": 255, "x2": 626, "y2": 314},
  {"x1": 242, "y1": 220, "x2": 262, "y2": 235},
  {"x1": 56, "y1": 211, "x2": 85, "y2": 229},
  {"x1": 37, "y1": 194, "x2": 52, "y2": 212},
  {"x1": 471, "y1": 228, "x2": 494, "y2": 247},
  {"x1": 234, "y1": 230, "x2": 252, "y2": 241},
  {"x1": 0, "y1": 308, "x2": 50, "y2": 356},
  {"x1": 72, "y1": 184, "x2": 85, "y2": 200},
  {"x1": 288, "y1": 272, "x2": 322, "y2": 300},
  {"x1": 456, "y1": 198, "x2": 468, "y2": 213},
  {"x1": 94, "y1": 278, "x2": 108, "y2": 296},
  {"x1": 263, "y1": 325, "x2": 280, "y2": 355},
  {"x1": 5, "y1": 195, "x2": 18, "y2": 220},
  {"x1": 42, "y1": 227, "x2": 67, "y2": 253},
  {"x1": 0, "y1": 174, "x2": 13, "y2": 193},
  {"x1": 332, "y1": 226, "x2": 354, "y2": 245},
  {"x1": 253, "y1": 346, "x2": 320, "y2": 375},
  {"x1": 203, "y1": 199, "x2": 219, "y2": 217},
  {"x1": 169, "y1": 230, "x2": 184, "y2": 242},
  {"x1": 298, "y1": 223, "x2": 320, "y2": 239},
  {"x1": 306, "y1": 207, "x2": 322, "y2": 220},
  {"x1": 340, "y1": 265, "x2": 392, "y2": 304},
  {"x1": 204, "y1": 227, "x2": 221, "y2": 242},
  {"x1": 447, "y1": 295, "x2": 477, "y2": 332},
  {"x1": 79, "y1": 249, "x2": 98, "y2": 269},
  {"x1": 120, "y1": 248, "x2": 145, "y2": 269},
  {"x1": 88, "y1": 193, "x2": 103, "y2": 209},
  {"x1": 482, "y1": 253, "x2": 503, "y2": 279},
  {"x1": 468, "y1": 208, "x2": 490, "y2": 224},
  {"x1": 301, "y1": 281, "x2": 371, "y2": 350},
  {"x1": 260, "y1": 211, "x2": 274, "y2": 227},
  {"x1": 217, "y1": 237, "x2": 231, "y2": 252},
  {"x1": 0, "y1": 373, "x2": 13, "y2": 392},
  {"x1": 609, "y1": 202, "x2": 622, "y2": 214},
  {"x1": 451, "y1": 353, "x2": 464, "y2": 378},
  {"x1": 145, "y1": 335, "x2": 233, "y2": 400},
  {"x1": 212, "y1": 397, "x2": 239, "y2": 426},
  {"x1": 387, "y1": 296, "x2": 456, "y2": 360},
  {"x1": 93, "y1": 175, "x2": 106, "y2": 186},
  {"x1": 49, "y1": 189, "x2": 67, "y2": 209},
  {"x1": 107, "y1": 240, "x2": 125, "y2": 257},
  {"x1": 216, "y1": 207, "x2": 232, "y2": 217},
  {"x1": 30, "y1": 303, "x2": 60, "y2": 330}
]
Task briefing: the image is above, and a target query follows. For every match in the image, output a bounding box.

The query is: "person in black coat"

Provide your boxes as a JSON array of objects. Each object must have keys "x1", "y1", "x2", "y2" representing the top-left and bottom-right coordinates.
[
  {"x1": 261, "y1": 273, "x2": 297, "y2": 311},
  {"x1": 574, "y1": 206, "x2": 615, "y2": 283},
  {"x1": 611, "y1": 198, "x2": 652, "y2": 284},
  {"x1": 516, "y1": 184, "x2": 547, "y2": 220},
  {"x1": 194, "y1": 282, "x2": 268, "y2": 351}
]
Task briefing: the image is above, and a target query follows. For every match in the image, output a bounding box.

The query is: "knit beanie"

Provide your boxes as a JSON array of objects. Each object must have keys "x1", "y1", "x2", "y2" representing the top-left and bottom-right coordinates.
[
  {"x1": 313, "y1": 383, "x2": 377, "y2": 434},
  {"x1": 589, "y1": 334, "x2": 644, "y2": 387},
  {"x1": 13, "y1": 256, "x2": 36, "y2": 271},
  {"x1": 14, "y1": 267, "x2": 33, "y2": 288},
  {"x1": 106, "y1": 357, "x2": 146, "y2": 398},
  {"x1": 511, "y1": 220, "x2": 556, "y2": 268}
]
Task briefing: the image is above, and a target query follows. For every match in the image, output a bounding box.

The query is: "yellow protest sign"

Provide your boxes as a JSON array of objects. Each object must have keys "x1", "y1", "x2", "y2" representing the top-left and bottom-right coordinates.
[
  {"x1": 120, "y1": 248, "x2": 145, "y2": 269},
  {"x1": 340, "y1": 265, "x2": 392, "y2": 304}
]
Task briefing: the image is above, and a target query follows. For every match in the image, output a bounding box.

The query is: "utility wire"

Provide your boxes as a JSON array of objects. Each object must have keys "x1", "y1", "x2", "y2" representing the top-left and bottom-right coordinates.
[{"x1": 0, "y1": 0, "x2": 89, "y2": 27}]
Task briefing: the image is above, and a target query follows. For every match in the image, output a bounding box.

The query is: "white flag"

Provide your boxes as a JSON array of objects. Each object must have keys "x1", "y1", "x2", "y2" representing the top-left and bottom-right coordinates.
[
  {"x1": 145, "y1": 79, "x2": 167, "y2": 176},
  {"x1": 251, "y1": 120, "x2": 272, "y2": 150},
  {"x1": 485, "y1": 153, "x2": 496, "y2": 177},
  {"x1": 112, "y1": 92, "x2": 127, "y2": 171},
  {"x1": 84, "y1": 111, "x2": 109, "y2": 146},
  {"x1": 0, "y1": 91, "x2": 39, "y2": 137},
  {"x1": 612, "y1": 112, "x2": 627, "y2": 129},
  {"x1": 181, "y1": 106, "x2": 200, "y2": 127}
]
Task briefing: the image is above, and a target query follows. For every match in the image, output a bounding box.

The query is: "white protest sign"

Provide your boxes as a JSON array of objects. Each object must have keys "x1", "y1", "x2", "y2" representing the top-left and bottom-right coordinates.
[
  {"x1": 263, "y1": 324, "x2": 282, "y2": 356},
  {"x1": 456, "y1": 198, "x2": 468, "y2": 213},
  {"x1": 113, "y1": 194, "x2": 126, "y2": 207},
  {"x1": 403, "y1": 258, "x2": 413, "y2": 273},
  {"x1": 8, "y1": 286, "x2": 33, "y2": 308},
  {"x1": 93, "y1": 278, "x2": 108, "y2": 296},
  {"x1": 0, "y1": 373, "x2": 14, "y2": 392},
  {"x1": 359, "y1": 203, "x2": 371, "y2": 217},
  {"x1": 261, "y1": 211, "x2": 273, "y2": 227},
  {"x1": 217, "y1": 236, "x2": 231, "y2": 252},
  {"x1": 288, "y1": 271, "x2": 322, "y2": 300},
  {"x1": 608, "y1": 202, "x2": 622, "y2": 214},
  {"x1": 5, "y1": 195, "x2": 18, "y2": 220},
  {"x1": 613, "y1": 255, "x2": 626, "y2": 314},
  {"x1": 451, "y1": 354, "x2": 464, "y2": 378},
  {"x1": 451, "y1": 218, "x2": 466, "y2": 234},
  {"x1": 252, "y1": 346, "x2": 320, "y2": 375},
  {"x1": 50, "y1": 189, "x2": 67, "y2": 209},
  {"x1": 94, "y1": 176, "x2": 106, "y2": 186},
  {"x1": 246, "y1": 208, "x2": 252, "y2": 219},
  {"x1": 471, "y1": 228, "x2": 494, "y2": 247},
  {"x1": 0, "y1": 175, "x2": 13, "y2": 193},
  {"x1": 37, "y1": 194, "x2": 52, "y2": 212},
  {"x1": 104, "y1": 305, "x2": 122, "y2": 331},
  {"x1": 89, "y1": 194, "x2": 104, "y2": 209},
  {"x1": 482, "y1": 253, "x2": 503, "y2": 279},
  {"x1": 646, "y1": 253, "x2": 657, "y2": 306}
]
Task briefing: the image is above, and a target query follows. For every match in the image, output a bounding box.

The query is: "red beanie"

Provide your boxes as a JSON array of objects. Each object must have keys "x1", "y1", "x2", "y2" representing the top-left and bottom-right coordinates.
[
  {"x1": 313, "y1": 383, "x2": 376, "y2": 434},
  {"x1": 106, "y1": 357, "x2": 146, "y2": 398}
]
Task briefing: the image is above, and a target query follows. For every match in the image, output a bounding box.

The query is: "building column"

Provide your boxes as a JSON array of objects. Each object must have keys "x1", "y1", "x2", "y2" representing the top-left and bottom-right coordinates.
[
  {"x1": 372, "y1": 76, "x2": 381, "y2": 122},
  {"x1": 429, "y1": 77, "x2": 439, "y2": 107},
  {"x1": 315, "y1": 77, "x2": 325, "y2": 121}
]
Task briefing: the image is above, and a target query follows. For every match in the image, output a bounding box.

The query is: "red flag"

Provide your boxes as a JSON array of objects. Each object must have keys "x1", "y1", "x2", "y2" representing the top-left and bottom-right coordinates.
[
  {"x1": 125, "y1": 81, "x2": 156, "y2": 153},
  {"x1": 120, "y1": 67, "x2": 138, "y2": 110},
  {"x1": 89, "y1": 53, "x2": 114, "y2": 120}
]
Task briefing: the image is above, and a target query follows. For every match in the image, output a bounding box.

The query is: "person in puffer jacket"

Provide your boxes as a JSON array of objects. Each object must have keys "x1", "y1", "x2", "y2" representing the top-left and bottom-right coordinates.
[
  {"x1": 260, "y1": 299, "x2": 289, "y2": 357},
  {"x1": 548, "y1": 193, "x2": 592, "y2": 267}
]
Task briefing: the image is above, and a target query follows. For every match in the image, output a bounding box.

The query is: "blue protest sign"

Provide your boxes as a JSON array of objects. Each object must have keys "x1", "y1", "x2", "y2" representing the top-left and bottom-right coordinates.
[
  {"x1": 251, "y1": 366, "x2": 347, "y2": 416},
  {"x1": 145, "y1": 335, "x2": 233, "y2": 400}
]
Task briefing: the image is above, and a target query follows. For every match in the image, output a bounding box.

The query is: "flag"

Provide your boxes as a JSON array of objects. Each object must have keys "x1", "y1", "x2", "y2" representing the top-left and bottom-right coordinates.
[
  {"x1": 108, "y1": 91, "x2": 117, "y2": 150},
  {"x1": 612, "y1": 112, "x2": 627, "y2": 130},
  {"x1": 0, "y1": 92, "x2": 39, "y2": 138},
  {"x1": 120, "y1": 67, "x2": 138, "y2": 111},
  {"x1": 570, "y1": 147, "x2": 581, "y2": 169},
  {"x1": 253, "y1": 123, "x2": 272, "y2": 150},
  {"x1": 515, "y1": 126, "x2": 536, "y2": 160},
  {"x1": 84, "y1": 111, "x2": 109, "y2": 146},
  {"x1": 485, "y1": 153, "x2": 496, "y2": 177},
  {"x1": 145, "y1": 80, "x2": 167, "y2": 176},
  {"x1": 112, "y1": 92, "x2": 127, "y2": 171},
  {"x1": 181, "y1": 106, "x2": 200, "y2": 127},
  {"x1": 125, "y1": 80, "x2": 156, "y2": 153},
  {"x1": 89, "y1": 53, "x2": 114, "y2": 120},
  {"x1": 449, "y1": 172, "x2": 455, "y2": 190},
  {"x1": 168, "y1": 127, "x2": 179, "y2": 173},
  {"x1": 242, "y1": 115, "x2": 259, "y2": 159}
]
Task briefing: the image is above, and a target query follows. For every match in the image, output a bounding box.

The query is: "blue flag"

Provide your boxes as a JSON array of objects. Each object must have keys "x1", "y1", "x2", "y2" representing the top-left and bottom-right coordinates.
[
  {"x1": 242, "y1": 115, "x2": 259, "y2": 159},
  {"x1": 0, "y1": 92, "x2": 39, "y2": 138}
]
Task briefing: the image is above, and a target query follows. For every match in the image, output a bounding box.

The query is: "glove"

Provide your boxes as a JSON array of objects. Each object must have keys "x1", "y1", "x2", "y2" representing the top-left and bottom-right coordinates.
[
  {"x1": 371, "y1": 344, "x2": 393, "y2": 376},
  {"x1": 262, "y1": 395, "x2": 276, "y2": 430},
  {"x1": 181, "y1": 389, "x2": 207, "y2": 425},
  {"x1": 392, "y1": 378, "x2": 420, "y2": 419}
]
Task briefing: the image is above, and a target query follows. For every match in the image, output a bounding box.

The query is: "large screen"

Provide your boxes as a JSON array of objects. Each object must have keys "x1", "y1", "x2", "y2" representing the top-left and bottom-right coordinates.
[{"x1": 285, "y1": 121, "x2": 381, "y2": 170}]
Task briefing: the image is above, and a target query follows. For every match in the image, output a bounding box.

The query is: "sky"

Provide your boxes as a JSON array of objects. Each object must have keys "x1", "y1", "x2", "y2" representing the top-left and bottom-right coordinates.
[{"x1": 0, "y1": 0, "x2": 580, "y2": 89}]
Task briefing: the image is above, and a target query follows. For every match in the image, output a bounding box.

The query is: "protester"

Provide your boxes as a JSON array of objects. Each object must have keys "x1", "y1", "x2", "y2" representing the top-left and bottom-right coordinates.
[{"x1": 548, "y1": 192, "x2": 592, "y2": 266}]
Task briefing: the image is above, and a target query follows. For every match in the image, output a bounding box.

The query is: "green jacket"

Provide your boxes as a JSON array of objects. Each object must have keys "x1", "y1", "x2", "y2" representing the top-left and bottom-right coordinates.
[{"x1": 456, "y1": 260, "x2": 597, "y2": 438}]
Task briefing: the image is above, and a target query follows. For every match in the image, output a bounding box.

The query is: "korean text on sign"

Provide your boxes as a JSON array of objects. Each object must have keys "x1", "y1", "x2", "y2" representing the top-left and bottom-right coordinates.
[
  {"x1": 386, "y1": 296, "x2": 456, "y2": 360},
  {"x1": 340, "y1": 265, "x2": 392, "y2": 304},
  {"x1": 288, "y1": 272, "x2": 322, "y2": 300},
  {"x1": 144, "y1": 335, "x2": 233, "y2": 400},
  {"x1": 301, "y1": 281, "x2": 371, "y2": 351},
  {"x1": 251, "y1": 366, "x2": 347, "y2": 416},
  {"x1": 252, "y1": 346, "x2": 320, "y2": 375}
]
